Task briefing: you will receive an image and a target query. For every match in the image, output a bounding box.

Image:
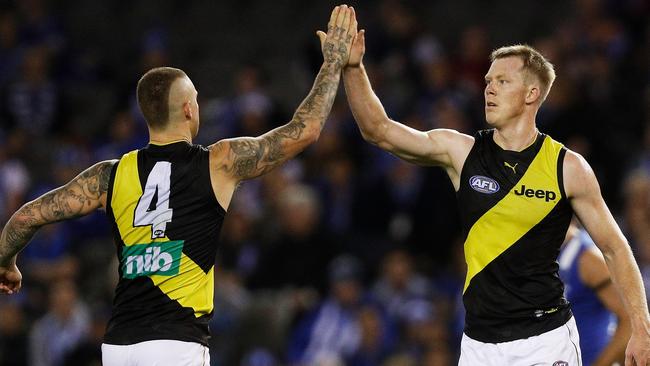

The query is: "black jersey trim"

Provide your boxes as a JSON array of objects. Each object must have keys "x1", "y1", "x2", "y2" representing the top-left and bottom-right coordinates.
[
  {"x1": 557, "y1": 147, "x2": 568, "y2": 200},
  {"x1": 105, "y1": 159, "x2": 127, "y2": 263},
  {"x1": 105, "y1": 160, "x2": 119, "y2": 222}
]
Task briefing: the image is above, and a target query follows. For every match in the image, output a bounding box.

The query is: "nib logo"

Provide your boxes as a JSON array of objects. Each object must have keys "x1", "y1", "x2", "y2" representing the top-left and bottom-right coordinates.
[{"x1": 122, "y1": 240, "x2": 183, "y2": 279}]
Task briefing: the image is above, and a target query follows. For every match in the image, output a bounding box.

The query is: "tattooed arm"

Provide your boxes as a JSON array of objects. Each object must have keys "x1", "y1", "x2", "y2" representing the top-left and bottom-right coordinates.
[
  {"x1": 208, "y1": 6, "x2": 356, "y2": 202},
  {"x1": 0, "y1": 160, "x2": 116, "y2": 294}
]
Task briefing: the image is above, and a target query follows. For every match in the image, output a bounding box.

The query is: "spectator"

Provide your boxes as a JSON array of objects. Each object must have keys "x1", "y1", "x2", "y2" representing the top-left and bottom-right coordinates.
[
  {"x1": 371, "y1": 249, "x2": 430, "y2": 324},
  {"x1": 0, "y1": 299, "x2": 29, "y2": 366},
  {"x1": 29, "y1": 280, "x2": 90, "y2": 366},
  {"x1": 288, "y1": 255, "x2": 392, "y2": 365},
  {"x1": 5, "y1": 45, "x2": 59, "y2": 136}
]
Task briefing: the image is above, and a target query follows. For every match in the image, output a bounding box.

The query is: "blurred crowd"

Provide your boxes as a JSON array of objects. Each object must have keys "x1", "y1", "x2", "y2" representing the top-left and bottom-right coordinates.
[{"x1": 0, "y1": 0, "x2": 648, "y2": 365}]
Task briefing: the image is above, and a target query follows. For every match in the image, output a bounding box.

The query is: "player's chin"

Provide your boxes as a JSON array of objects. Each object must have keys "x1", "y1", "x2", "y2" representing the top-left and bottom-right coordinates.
[{"x1": 484, "y1": 113, "x2": 498, "y2": 126}]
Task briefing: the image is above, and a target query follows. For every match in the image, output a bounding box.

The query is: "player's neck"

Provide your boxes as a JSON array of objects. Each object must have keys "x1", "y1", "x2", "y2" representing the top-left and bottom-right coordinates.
[
  {"x1": 493, "y1": 121, "x2": 538, "y2": 152},
  {"x1": 148, "y1": 127, "x2": 193, "y2": 146}
]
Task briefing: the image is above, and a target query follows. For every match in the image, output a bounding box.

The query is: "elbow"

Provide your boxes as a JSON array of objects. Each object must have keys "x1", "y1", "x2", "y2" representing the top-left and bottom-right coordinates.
[
  {"x1": 306, "y1": 125, "x2": 321, "y2": 144},
  {"x1": 11, "y1": 211, "x2": 38, "y2": 231},
  {"x1": 360, "y1": 130, "x2": 380, "y2": 146},
  {"x1": 601, "y1": 239, "x2": 632, "y2": 262},
  {"x1": 12, "y1": 203, "x2": 43, "y2": 229},
  {"x1": 358, "y1": 119, "x2": 387, "y2": 146}
]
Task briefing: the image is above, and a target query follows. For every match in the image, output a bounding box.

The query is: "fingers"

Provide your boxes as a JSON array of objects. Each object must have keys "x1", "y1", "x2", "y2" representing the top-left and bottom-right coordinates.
[
  {"x1": 328, "y1": 5, "x2": 340, "y2": 32},
  {"x1": 350, "y1": 7, "x2": 358, "y2": 36},
  {"x1": 338, "y1": 5, "x2": 350, "y2": 30},
  {"x1": 0, "y1": 281, "x2": 19, "y2": 295},
  {"x1": 354, "y1": 29, "x2": 366, "y2": 50},
  {"x1": 321, "y1": 5, "x2": 360, "y2": 66}
]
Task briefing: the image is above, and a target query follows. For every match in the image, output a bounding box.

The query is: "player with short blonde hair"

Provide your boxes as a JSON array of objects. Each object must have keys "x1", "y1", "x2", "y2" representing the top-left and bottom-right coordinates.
[{"x1": 338, "y1": 17, "x2": 650, "y2": 366}]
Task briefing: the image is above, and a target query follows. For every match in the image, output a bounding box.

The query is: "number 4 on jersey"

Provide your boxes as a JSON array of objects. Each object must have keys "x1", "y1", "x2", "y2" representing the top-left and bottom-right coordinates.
[{"x1": 134, "y1": 162, "x2": 173, "y2": 239}]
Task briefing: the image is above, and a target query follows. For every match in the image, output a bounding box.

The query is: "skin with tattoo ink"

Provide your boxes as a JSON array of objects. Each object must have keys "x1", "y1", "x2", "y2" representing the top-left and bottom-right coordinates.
[{"x1": 0, "y1": 161, "x2": 115, "y2": 293}]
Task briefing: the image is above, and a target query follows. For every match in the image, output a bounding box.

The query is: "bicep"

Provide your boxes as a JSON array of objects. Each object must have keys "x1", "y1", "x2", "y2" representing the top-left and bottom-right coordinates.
[
  {"x1": 381, "y1": 125, "x2": 472, "y2": 168},
  {"x1": 25, "y1": 160, "x2": 116, "y2": 225},
  {"x1": 565, "y1": 152, "x2": 627, "y2": 256},
  {"x1": 211, "y1": 120, "x2": 313, "y2": 181}
]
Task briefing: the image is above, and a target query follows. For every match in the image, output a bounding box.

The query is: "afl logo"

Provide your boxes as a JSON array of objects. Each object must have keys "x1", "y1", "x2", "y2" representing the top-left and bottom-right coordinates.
[
  {"x1": 469, "y1": 175, "x2": 500, "y2": 194},
  {"x1": 552, "y1": 362, "x2": 568, "y2": 366}
]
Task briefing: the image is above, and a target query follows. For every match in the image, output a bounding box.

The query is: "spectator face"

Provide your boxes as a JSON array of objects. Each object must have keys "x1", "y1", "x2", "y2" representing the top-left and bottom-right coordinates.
[
  {"x1": 422, "y1": 345, "x2": 452, "y2": 366},
  {"x1": 0, "y1": 12, "x2": 17, "y2": 48},
  {"x1": 332, "y1": 280, "x2": 361, "y2": 307},
  {"x1": 384, "y1": 251, "x2": 413, "y2": 290},
  {"x1": 0, "y1": 302, "x2": 25, "y2": 335},
  {"x1": 22, "y1": 47, "x2": 49, "y2": 84},
  {"x1": 279, "y1": 186, "x2": 320, "y2": 238},
  {"x1": 50, "y1": 280, "x2": 78, "y2": 320}
]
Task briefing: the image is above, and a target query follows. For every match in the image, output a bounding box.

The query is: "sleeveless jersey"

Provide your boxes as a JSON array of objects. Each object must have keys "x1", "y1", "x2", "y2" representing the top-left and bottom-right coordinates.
[
  {"x1": 457, "y1": 129, "x2": 573, "y2": 343},
  {"x1": 559, "y1": 230, "x2": 615, "y2": 365},
  {"x1": 103, "y1": 142, "x2": 226, "y2": 346}
]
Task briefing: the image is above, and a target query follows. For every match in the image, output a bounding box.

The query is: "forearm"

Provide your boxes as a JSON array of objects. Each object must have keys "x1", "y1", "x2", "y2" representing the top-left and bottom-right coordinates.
[
  {"x1": 0, "y1": 202, "x2": 43, "y2": 266},
  {"x1": 217, "y1": 62, "x2": 343, "y2": 180},
  {"x1": 604, "y1": 245, "x2": 650, "y2": 333},
  {"x1": 290, "y1": 61, "x2": 342, "y2": 142},
  {"x1": 343, "y1": 64, "x2": 390, "y2": 144},
  {"x1": 0, "y1": 161, "x2": 113, "y2": 266}
]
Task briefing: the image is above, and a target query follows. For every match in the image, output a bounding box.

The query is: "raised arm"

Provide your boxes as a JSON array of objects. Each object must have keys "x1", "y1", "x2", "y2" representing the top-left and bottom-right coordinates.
[
  {"x1": 0, "y1": 160, "x2": 117, "y2": 294},
  {"x1": 341, "y1": 29, "x2": 473, "y2": 187},
  {"x1": 209, "y1": 6, "x2": 355, "y2": 185},
  {"x1": 564, "y1": 150, "x2": 650, "y2": 366}
]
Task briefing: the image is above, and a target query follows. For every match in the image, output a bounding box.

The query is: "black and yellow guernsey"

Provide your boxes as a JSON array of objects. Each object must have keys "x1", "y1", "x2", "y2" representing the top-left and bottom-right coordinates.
[
  {"x1": 103, "y1": 141, "x2": 225, "y2": 346},
  {"x1": 458, "y1": 129, "x2": 573, "y2": 343}
]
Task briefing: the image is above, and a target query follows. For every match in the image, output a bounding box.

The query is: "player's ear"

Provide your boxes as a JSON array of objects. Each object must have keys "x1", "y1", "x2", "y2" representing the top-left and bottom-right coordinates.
[
  {"x1": 526, "y1": 85, "x2": 541, "y2": 105},
  {"x1": 182, "y1": 101, "x2": 193, "y2": 120}
]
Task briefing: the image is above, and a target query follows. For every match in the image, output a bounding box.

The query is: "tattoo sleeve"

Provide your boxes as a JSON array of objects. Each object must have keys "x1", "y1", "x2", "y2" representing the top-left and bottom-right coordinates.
[
  {"x1": 221, "y1": 59, "x2": 347, "y2": 180},
  {"x1": 0, "y1": 160, "x2": 116, "y2": 265}
]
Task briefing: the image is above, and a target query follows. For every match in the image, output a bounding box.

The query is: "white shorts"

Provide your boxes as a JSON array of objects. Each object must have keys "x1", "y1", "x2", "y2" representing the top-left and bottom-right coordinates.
[
  {"x1": 459, "y1": 317, "x2": 582, "y2": 366},
  {"x1": 102, "y1": 340, "x2": 210, "y2": 366}
]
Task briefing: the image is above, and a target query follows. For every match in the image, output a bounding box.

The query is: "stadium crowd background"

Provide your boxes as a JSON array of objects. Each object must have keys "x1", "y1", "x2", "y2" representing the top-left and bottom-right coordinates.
[{"x1": 0, "y1": 0, "x2": 648, "y2": 365}]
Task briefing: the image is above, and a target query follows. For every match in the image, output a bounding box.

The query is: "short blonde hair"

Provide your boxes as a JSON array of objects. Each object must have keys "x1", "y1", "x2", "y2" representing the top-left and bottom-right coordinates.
[{"x1": 490, "y1": 44, "x2": 556, "y2": 103}]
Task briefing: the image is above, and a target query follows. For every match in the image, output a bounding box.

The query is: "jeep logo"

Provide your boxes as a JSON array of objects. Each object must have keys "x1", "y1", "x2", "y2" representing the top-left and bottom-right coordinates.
[
  {"x1": 513, "y1": 185, "x2": 556, "y2": 202},
  {"x1": 469, "y1": 175, "x2": 500, "y2": 194},
  {"x1": 122, "y1": 240, "x2": 183, "y2": 279}
]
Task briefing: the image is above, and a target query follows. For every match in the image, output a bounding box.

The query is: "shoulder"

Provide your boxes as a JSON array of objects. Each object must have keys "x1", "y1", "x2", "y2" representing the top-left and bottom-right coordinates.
[
  {"x1": 562, "y1": 149, "x2": 599, "y2": 199},
  {"x1": 206, "y1": 140, "x2": 229, "y2": 166},
  {"x1": 89, "y1": 159, "x2": 118, "y2": 170},
  {"x1": 426, "y1": 129, "x2": 475, "y2": 153},
  {"x1": 563, "y1": 149, "x2": 590, "y2": 172},
  {"x1": 84, "y1": 160, "x2": 118, "y2": 189}
]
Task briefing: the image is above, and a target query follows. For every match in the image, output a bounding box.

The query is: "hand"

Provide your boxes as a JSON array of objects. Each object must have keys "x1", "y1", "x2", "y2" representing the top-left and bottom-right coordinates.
[
  {"x1": 626, "y1": 331, "x2": 650, "y2": 366},
  {"x1": 0, "y1": 261, "x2": 22, "y2": 295},
  {"x1": 316, "y1": 5, "x2": 357, "y2": 68},
  {"x1": 347, "y1": 29, "x2": 365, "y2": 68}
]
